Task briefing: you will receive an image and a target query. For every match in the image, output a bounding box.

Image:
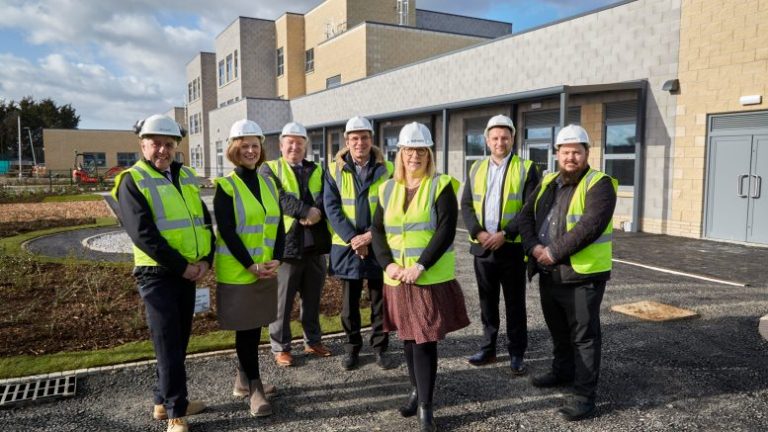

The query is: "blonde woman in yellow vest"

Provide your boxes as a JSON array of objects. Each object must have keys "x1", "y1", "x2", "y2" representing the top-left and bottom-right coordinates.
[
  {"x1": 112, "y1": 114, "x2": 214, "y2": 432},
  {"x1": 461, "y1": 115, "x2": 540, "y2": 374},
  {"x1": 519, "y1": 125, "x2": 617, "y2": 422},
  {"x1": 213, "y1": 120, "x2": 284, "y2": 418},
  {"x1": 370, "y1": 122, "x2": 469, "y2": 432}
]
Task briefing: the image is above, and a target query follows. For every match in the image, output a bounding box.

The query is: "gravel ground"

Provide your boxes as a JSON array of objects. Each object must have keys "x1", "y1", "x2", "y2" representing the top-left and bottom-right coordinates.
[{"x1": 4, "y1": 236, "x2": 768, "y2": 432}]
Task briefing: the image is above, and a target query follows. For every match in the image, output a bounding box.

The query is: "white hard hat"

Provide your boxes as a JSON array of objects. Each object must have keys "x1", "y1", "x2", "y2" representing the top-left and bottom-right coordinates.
[
  {"x1": 344, "y1": 116, "x2": 374, "y2": 137},
  {"x1": 134, "y1": 114, "x2": 185, "y2": 139},
  {"x1": 555, "y1": 124, "x2": 590, "y2": 149},
  {"x1": 280, "y1": 122, "x2": 308, "y2": 140},
  {"x1": 484, "y1": 114, "x2": 516, "y2": 137},
  {"x1": 229, "y1": 119, "x2": 265, "y2": 141},
  {"x1": 397, "y1": 122, "x2": 433, "y2": 148}
]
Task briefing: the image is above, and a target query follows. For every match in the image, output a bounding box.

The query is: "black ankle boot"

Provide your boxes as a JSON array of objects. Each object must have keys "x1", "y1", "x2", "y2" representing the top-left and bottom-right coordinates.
[
  {"x1": 417, "y1": 403, "x2": 436, "y2": 432},
  {"x1": 398, "y1": 388, "x2": 418, "y2": 417}
]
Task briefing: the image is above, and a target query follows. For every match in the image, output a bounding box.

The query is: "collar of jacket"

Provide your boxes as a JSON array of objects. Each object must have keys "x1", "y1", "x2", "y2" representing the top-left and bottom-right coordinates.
[{"x1": 334, "y1": 146, "x2": 385, "y2": 171}]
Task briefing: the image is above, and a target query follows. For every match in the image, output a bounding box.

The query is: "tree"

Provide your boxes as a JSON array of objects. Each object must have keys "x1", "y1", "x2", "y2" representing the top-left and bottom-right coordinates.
[{"x1": 0, "y1": 96, "x2": 80, "y2": 164}]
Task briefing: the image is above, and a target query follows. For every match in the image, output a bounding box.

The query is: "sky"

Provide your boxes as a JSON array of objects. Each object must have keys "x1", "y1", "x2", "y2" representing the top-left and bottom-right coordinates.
[{"x1": 0, "y1": 0, "x2": 622, "y2": 130}]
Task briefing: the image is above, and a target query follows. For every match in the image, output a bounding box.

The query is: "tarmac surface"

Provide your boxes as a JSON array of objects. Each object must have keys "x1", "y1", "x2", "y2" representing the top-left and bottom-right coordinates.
[{"x1": 4, "y1": 232, "x2": 768, "y2": 431}]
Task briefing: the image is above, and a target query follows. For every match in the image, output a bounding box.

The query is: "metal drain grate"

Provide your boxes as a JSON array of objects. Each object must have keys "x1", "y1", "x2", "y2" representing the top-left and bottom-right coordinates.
[{"x1": 0, "y1": 375, "x2": 77, "y2": 406}]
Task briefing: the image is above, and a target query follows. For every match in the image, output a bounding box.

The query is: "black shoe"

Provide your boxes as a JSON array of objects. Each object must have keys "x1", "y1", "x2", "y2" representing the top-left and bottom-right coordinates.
[
  {"x1": 466, "y1": 351, "x2": 496, "y2": 366},
  {"x1": 558, "y1": 398, "x2": 597, "y2": 421},
  {"x1": 376, "y1": 352, "x2": 397, "y2": 370},
  {"x1": 530, "y1": 372, "x2": 573, "y2": 388},
  {"x1": 398, "y1": 388, "x2": 418, "y2": 417},
  {"x1": 417, "y1": 403, "x2": 437, "y2": 432},
  {"x1": 510, "y1": 356, "x2": 527, "y2": 376},
  {"x1": 342, "y1": 352, "x2": 359, "y2": 371}
]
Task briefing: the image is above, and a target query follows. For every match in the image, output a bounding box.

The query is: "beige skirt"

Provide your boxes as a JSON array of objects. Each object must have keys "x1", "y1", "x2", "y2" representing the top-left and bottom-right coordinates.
[{"x1": 216, "y1": 278, "x2": 278, "y2": 331}]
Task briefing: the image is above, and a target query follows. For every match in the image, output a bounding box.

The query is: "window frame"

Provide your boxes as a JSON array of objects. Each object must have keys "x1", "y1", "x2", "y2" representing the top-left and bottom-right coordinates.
[
  {"x1": 602, "y1": 101, "x2": 639, "y2": 189},
  {"x1": 326, "y1": 74, "x2": 341, "y2": 89},
  {"x1": 305, "y1": 48, "x2": 314, "y2": 73},
  {"x1": 276, "y1": 47, "x2": 284, "y2": 76},
  {"x1": 218, "y1": 60, "x2": 225, "y2": 86}
]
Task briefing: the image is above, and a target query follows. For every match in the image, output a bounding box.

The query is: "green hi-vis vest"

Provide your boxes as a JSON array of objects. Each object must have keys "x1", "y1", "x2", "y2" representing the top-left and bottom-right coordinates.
[
  {"x1": 327, "y1": 160, "x2": 394, "y2": 246},
  {"x1": 213, "y1": 172, "x2": 281, "y2": 284},
  {"x1": 535, "y1": 169, "x2": 618, "y2": 275},
  {"x1": 111, "y1": 160, "x2": 211, "y2": 267},
  {"x1": 468, "y1": 155, "x2": 533, "y2": 243},
  {"x1": 379, "y1": 174, "x2": 459, "y2": 286},
  {"x1": 264, "y1": 158, "x2": 324, "y2": 233}
]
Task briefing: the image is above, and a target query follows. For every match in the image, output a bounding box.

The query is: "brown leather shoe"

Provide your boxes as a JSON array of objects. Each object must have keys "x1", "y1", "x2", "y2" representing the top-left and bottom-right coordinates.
[
  {"x1": 233, "y1": 370, "x2": 277, "y2": 398},
  {"x1": 304, "y1": 343, "x2": 332, "y2": 357},
  {"x1": 167, "y1": 418, "x2": 188, "y2": 432},
  {"x1": 274, "y1": 351, "x2": 294, "y2": 367},
  {"x1": 153, "y1": 400, "x2": 206, "y2": 420}
]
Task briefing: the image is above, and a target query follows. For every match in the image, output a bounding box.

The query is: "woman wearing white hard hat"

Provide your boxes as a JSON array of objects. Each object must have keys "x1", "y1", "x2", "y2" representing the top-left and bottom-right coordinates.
[
  {"x1": 371, "y1": 122, "x2": 469, "y2": 432},
  {"x1": 213, "y1": 119, "x2": 284, "y2": 417}
]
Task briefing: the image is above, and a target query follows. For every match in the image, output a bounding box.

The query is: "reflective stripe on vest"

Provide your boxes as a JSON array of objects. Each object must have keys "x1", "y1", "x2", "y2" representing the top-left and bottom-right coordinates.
[
  {"x1": 111, "y1": 161, "x2": 211, "y2": 266},
  {"x1": 264, "y1": 158, "x2": 323, "y2": 233},
  {"x1": 379, "y1": 174, "x2": 459, "y2": 285},
  {"x1": 468, "y1": 155, "x2": 531, "y2": 243},
  {"x1": 534, "y1": 169, "x2": 618, "y2": 274},
  {"x1": 328, "y1": 160, "x2": 394, "y2": 246},
  {"x1": 213, "y1": 171, "x2": 281, "y2": 284}
]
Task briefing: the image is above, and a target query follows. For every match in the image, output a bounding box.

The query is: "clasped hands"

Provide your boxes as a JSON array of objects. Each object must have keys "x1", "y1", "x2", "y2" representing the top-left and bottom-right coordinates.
[
  {"x1": 299, "y1": 207, "x2": 322, "y2": 226},
  {"x1": 350, "y1": 231, "x2": 372, "y2": 258},
  {"x1": 247, "y1": 260, "x2": 281, "y2": 279},
  {"x1": 476, "y1": 230, "x2": 505, "y2": 251},
  {"x1": 182, "y1": 261, "x2": 210, "y2": 282},
  {"x1": 385, "y1": 263, "x2": 423, "y2": 285},
  {"x1": 531, "y1": 244, "x2": 556, "y2": 266}
]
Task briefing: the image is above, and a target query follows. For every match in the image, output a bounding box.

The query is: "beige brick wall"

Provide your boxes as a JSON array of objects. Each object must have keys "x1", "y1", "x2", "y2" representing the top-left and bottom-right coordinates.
[
  {"x1": 43, "y1": 129, "x2": 142, "y2": 172},
  {"x1": 347, "y1": 0, "x2": 414, "y2": 27},
  {"x1": 305, "y1": 0, "x2": 347, "y2": 49},
  {"x1": 307, "y1": 25, "x2": 368, "y2": 94},
  {"x1": 276, "y1": 13, "x2": 306, "y2": 99},
  {"x1": 671, "y1": 0, "x2": 768, "y2": 238}
]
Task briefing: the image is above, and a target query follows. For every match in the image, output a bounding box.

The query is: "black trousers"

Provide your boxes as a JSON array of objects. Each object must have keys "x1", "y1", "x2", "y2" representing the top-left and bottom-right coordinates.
[
  {"x1": 404, "y1": 340, "x2": 438, "y2": 405},
  {"x1": 539, "y1": 275, "x2": 606, "y2": 402},
  {"x1": 236, "y1": 328, "x2": 261, "y2": 380},
  {"x1": 473, "y1": 243, "x2": 528, "y2": 357},
  {"x1": 341, "y1": 278, "x2": 388, "y2": 354},
  {"x1": 135, "y1": 267, "x2": 195, "y2": 419}
]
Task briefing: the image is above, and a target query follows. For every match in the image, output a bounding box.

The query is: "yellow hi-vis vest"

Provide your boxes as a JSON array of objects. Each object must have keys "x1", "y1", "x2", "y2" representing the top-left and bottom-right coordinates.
[
  {"x1": 213, "y1": 172, "x2": 281, "y2": 284},
  {"x1": 468, "y1": 155, "x2": 533, "y2": 243},
  {"x1": 111, "y1": 160, "x2": 211, "y2": 266},
  {"x1": 534, "y1": 169, "x2": 618, "y2": 275},
  {"x1": 379, "y1": 174, "x2": 459, "y2": 286},
  {"x1": 264, "y1": 158, "x2": 324, "y2": 233},
  {"x1": 327, "y1": 160, "x2": 394, "y2": 246}
]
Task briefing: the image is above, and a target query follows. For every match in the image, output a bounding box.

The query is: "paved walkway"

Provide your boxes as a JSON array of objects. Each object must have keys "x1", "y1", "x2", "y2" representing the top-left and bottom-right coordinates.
[{"x1": 4, "y1": 234, "x2": 768, "y2": 431}]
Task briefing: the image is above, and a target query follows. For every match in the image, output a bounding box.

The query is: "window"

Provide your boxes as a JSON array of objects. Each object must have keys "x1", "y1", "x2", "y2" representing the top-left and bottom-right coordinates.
[
  {"x1": 82, "y1": 152, "x2": 106, "y2": 168},
  {"x1": 329, "y1": 131, "x2": 341, "y2": 165},
  {"x1": 116, "y1": 152, "x2": 138, "y2": 167},
  {"x1": 215, "y1": 140, "x2": 224, "y2": 177},
  {"x1": 218, "y1": 60, "x2": 225, "y2": 86},
  {"x1": 382, "y1": 126, "x2": 399, "y2": 162},
  {"x1": 187, "y1": 82, "x2": 193, "y2": 103},
  {"x1": 464, "y1": 117, "x2": 490, "y2": 180},
  {"x1": 276, "y1": 47, "x2": 284, "y2": 76},
  {"x1": 226, "y1": 54, "x2": 233, "y2": 82},
  {"x1": 523, "y1": 107, "x2": 581, "y2": 174},
  {"x1": 188, "y1": 113, "x2": 202, "y2": 135},
  {"x1": 604, "y1": 101, "x2": 638, "y2": 187},
  {"x1": 195, "y1": 77, "x2": 200, "y2": 100},
  {"x1": 234, "y1": 50, "x2": 238, "y2": 78},
  {"x1": 308, "y1": 130, "x2": 323, "y2": 164},
  {"x1": 326, "y1": 74, "x2": 341, "y2": 89},
  {"x1": 305, "y1": 48, "x2": 314, "y2": 73}
]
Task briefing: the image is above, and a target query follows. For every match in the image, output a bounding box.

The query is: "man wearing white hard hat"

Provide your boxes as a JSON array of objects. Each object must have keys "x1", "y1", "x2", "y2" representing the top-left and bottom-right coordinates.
[
  {"x1": 324, "y1": 116, "x2": 394, "y2": 371},
  {"x1": 519, "y1": 124, "x2": 617, "y2": 421},
  {"x1": 261, "y1": 121, "x2": 332, "y2": 367},
  {"x1": 462, "y1": 114, "x2": 540, "y2": 375},
  {"x1": 112, "y1": 114, "x2": 215, "y2": 432},
  {"x1": 370, "y1": 122, "x2": 469, "y2": 431}
]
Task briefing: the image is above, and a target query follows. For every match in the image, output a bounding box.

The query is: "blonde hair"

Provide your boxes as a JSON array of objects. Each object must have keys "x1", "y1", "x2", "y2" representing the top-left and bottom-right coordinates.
[
  {"x1": 393, "y1": 147, "x2": 435, "y2": 183},
  {"x1": 226, "y1": 137, "x2": 265, "y2": 168}
]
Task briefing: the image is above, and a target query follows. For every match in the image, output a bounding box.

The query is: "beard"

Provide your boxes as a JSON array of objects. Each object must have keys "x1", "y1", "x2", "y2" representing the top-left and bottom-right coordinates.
[{"x1": 558, "y1": 165, "x2": 587, "y2": 185}]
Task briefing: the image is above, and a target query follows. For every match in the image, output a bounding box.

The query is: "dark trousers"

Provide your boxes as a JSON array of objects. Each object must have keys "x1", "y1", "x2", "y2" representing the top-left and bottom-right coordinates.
[
  {"x1": 236, "y1": 328, "x2": 261, "y2": 380},
  {"x1": 473, "y1": 243, "x2": 528, "y2": 357},
  {"x1": 341, "y1": 278, "x2": 388, "y2": 354},
  {"x1": 269, "y1": 255, "x2": 326, "y2": 352},
  {"x1": 404, "y1": 340, "x2": 438, "y2": 405},
  {"x1": 135, "y1": 267, "x2": 195, "y2": 419},
  {"x1": 539, "y1": 275, "x2": 606, "y2": 402}
]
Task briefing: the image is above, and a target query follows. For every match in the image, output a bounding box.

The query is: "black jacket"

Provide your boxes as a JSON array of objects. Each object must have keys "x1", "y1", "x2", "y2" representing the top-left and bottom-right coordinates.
[
  {"x1": 324, "y1": 146, "x2": 390, "y2": 279},
  {"x1": 519, "y1": 166, "x2": 617, "y2": 284},
  {"x1": 460, "y1": 154, "x2": 540, "y2": 257},
  {"x1": 259, "y1": 159, "x2": 331, "y2": 259},
  {"x1": 115, "y1": 160, "x2": 215, "y2": 275}
]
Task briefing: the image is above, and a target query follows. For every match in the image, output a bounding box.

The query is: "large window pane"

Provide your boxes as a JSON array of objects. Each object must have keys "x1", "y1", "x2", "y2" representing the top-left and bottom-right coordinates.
[
  {"x1": 605, "y1": 159, "x2": 634, "y2": 186},
  {"x1": 525, "y1": 127, "x2": 552, "y2": 140},
  {"x1": 605, "y1": 123, "x2": 636, "y2": 154},
  {"x1": 528, "y1": 145, "x2": 550, "y2": 174},
  {"x1": 382, "y1": 126, "x2": 399, "y2": 162}
]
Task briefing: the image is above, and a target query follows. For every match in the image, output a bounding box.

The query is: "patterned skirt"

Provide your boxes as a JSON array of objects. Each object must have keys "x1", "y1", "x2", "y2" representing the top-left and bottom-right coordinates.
[{"x1": 383, "y1": 279, "x2": 470, "y2": 344}]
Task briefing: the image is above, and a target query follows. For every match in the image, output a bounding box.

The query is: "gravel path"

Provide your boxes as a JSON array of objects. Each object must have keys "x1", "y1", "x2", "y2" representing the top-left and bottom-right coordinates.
[{"x1": 3, "y1": 235, "x2": 768, "y2": 431}]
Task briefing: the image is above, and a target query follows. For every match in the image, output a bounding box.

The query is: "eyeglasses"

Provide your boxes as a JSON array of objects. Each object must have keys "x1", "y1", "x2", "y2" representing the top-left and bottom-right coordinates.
[{"x1": 402, "y1": 148, "x2": 428, "y2": 156}]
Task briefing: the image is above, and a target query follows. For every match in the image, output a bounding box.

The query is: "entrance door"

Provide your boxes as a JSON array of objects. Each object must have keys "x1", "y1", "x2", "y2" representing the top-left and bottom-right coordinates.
[{"x1": 705, "y1": 112, "x2": 768, "y2": 245}]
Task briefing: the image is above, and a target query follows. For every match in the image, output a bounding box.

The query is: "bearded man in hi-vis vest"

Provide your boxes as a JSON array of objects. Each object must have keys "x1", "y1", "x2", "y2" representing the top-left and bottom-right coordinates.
[{"x1": 520, "y1": 124, "x2": 617, "y2": 422}]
